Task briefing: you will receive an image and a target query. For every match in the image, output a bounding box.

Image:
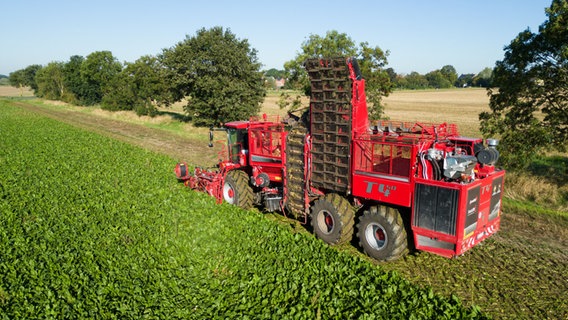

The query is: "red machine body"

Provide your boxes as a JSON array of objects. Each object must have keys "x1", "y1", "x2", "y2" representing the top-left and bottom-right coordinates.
[{"x1": 175, "y1": 57, "x2": 505, "y2": 261}]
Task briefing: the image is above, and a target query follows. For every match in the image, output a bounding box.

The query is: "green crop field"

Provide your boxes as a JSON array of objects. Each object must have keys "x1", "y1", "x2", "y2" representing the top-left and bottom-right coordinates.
[{"x1": 0, "y1": 100, "x2": 485, "y2": 318}]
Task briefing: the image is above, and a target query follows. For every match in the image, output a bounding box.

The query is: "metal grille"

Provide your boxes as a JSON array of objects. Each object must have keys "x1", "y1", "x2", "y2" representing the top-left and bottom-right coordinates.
[{"x1": 305, "y1": 58, "x2": 352, "y2": 193}]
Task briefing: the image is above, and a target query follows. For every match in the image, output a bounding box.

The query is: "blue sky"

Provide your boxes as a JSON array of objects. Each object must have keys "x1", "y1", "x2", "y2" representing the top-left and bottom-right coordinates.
[{"x1": 0, "y1": 0, "x2": 552, "y2": 76}]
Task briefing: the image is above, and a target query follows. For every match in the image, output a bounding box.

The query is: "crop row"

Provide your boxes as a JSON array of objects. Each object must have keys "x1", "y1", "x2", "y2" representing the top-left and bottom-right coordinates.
[{"x1": 0, "y1": 100, "x2": 487, "y2": 319}]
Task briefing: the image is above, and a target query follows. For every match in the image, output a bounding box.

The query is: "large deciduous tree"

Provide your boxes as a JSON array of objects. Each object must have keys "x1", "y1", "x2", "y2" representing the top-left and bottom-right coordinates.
[
  {"x1": 62, "y1": 55, "x2": 85, "y2": 104},
  {"x1": 425, "y1": 70, "x2": 452, "y2": 88},
  {"x1": 440, "y1": 65, "x2": 458, "y2": 86},
  {"x1": 35, "y1": 61, "x2": 65, "y2": 100},
  {"x1": 80, "y1": 51, "x2": 122, "y2": 106},
  {"x1": 160, "y1": 26, "x2": 265, "y2": 127},
  {"x1": 9, "y1": 64, "x2": 42, "y2": 93},
  {"x1": 480, "y1": 0, "x2": 568, "y2": 168},
  {"x1": 283, "y1": 30, "x2": 393, "y2": 121},
  {"x1": 102, "y1": 55, "x2": 172, "y2": 116},
  {"x1": 8, "y1": 70, "x2": 26, "y2": 89}
]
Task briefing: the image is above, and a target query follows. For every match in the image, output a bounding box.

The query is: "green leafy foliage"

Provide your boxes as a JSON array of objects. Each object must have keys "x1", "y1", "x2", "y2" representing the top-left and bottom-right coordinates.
[
  {"x1": 480, "y1": 0, "x2": 568, "y2": 169},
  {"x1": 8, "y1": 64, "x2": 42, "y2": 91},
  {"x1": 0, "y1": 100, "x2": 487, "y2": 319},
  {"x1": 60, "y1": 55, "x2": 86, "y2": 104},
  {"x1": 79, "y1": 51, "x2": 123, "y2": 106},
  {"x1": 425, "y1": 70, "x2": 453, "y2": 89},
  {"x1": 102, "y1": 55, "x2": 173, "y2": 116},
  {"x1": 160, "y1": 27, "x2": 265, "y2": 127},
  {"x1": 395, "y1": 71, "x2": 429, "y2": 89},
  {"x1": 283, "y1": 30, "x2": 393, "y2": 121},
  {"x1": 35, "y1": 61, "x2": 65, "y2": 100}
]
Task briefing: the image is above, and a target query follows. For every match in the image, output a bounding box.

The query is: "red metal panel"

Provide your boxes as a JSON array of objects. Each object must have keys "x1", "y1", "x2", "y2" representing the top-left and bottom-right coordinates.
[
  {"x1": 225, "y1": 121, "x2": 250, "y2": 129},
  {"x1": 247, "y1": 121, "x2": 286, "y2": 183},
  {"x1": 456, "y1": 170, "x2": 505, "y2": 255},
  {"x1": 352, "y1": 171, "x2": 413, "y2": 207},
  {"x1": 411, "y1": 170, "x2": 505, "y2": 257}
]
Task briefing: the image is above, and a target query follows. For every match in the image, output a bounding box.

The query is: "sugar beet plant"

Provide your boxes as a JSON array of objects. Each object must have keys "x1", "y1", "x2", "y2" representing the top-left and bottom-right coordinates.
[{"x1": 0, "y1": 100, "x2": 488, "y2": 319}]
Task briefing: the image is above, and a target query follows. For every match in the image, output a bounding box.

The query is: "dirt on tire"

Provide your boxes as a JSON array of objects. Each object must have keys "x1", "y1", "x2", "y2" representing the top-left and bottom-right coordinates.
[
  {"x1": 225, "y1": 170, "x2": 255, "y2": 209},
  {"x1": 11, "y1": 100, "x2": 568, "y2": 320},
  {"x1": 310, "y1": 193, "x2": 355, "y2": 245}
]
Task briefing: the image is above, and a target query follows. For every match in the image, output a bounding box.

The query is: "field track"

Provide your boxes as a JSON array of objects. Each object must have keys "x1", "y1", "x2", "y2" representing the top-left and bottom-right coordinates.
[{"x1": 8, "y1": 99, "x2": 568, "y2": 319}]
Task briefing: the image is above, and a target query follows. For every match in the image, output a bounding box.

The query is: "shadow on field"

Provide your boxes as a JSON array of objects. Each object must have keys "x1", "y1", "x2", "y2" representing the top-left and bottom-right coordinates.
[
  {"x1": 157, "y1": 110, "x2": 190, "y2": 122},
  {"x1": 528, "y1": 155, "x2": 568, "y2": 186}
]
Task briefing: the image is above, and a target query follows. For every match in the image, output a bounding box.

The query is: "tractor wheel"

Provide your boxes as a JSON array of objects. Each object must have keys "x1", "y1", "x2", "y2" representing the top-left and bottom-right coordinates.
[
  {"x1": 310, "y1": 194, "x2": 355, "y2": 245},
  {"x1": 356, "y1": 206, "x2": 408, "y2": 261},
  {"x1": 223, "y1": 170, "x2": 254, "y2": 210}
]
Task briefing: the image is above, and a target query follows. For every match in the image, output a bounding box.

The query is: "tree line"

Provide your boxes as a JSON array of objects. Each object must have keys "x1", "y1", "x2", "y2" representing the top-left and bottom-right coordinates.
[
  {"x1": 9, "y1": 27, "x2": 265, "y2": 127},
  {"x1": 7, "y1": 0, "x2": 568, "y2": 169},
  {"x1": 8, "y1": 28, "x2": 491, "y2": 127},
  {"x1": 387, "y1": 67, "x2": 493, "y2": 90},
  {"x1": 265, "y1": 66, "x2": 493, "y2": 91}
]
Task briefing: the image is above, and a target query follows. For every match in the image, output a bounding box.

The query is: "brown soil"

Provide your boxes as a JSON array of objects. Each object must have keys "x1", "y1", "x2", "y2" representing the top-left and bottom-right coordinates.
[{"x1": 8, "y1": 99, "x2": 568, "y2": 320}]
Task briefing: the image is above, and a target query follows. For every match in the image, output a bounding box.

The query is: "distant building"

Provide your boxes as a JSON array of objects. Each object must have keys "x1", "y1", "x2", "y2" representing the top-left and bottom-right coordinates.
[{"x1": 274, "y1": 78, "x2": 285, "y2": 88}]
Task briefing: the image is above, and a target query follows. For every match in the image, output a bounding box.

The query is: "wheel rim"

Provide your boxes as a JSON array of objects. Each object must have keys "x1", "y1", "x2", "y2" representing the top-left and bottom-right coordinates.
[
  {"x1": 365, "y1": 222, "x2": 387, "y2": 250},
  {"x1": 223, "y1": 183, "x2": 235, "y2": 204},
  {"x1": 316, "y1": 210, "x2": 334, "y2": 234}
]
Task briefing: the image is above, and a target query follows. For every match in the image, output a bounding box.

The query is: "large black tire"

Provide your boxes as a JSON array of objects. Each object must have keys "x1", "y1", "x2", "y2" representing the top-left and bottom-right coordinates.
[
  {"x1": 223, "y1": 170, "x2": 254, "y2": 210},
  {"x1": 310, "y1": 194, "x2": 355, "y2": 245},
  {"x1": 356, "y1": 206, "x2": 408, "y2": 261},
  {"x1": 284, "y1": 127, "x2": 307, "y2": 219}
]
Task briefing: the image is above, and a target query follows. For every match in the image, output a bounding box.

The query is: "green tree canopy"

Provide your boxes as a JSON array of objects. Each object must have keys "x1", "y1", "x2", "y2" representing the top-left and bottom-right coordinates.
[
  {"x1": 472, "y1": 67, "x2": 493, "y2": 88},
  {"x1": 62, "y1": 55, "x2": 85, "y2": 104},
  {"x1": 283, "y1": 30, "x2": 393, "y2": 121},
  {"x1": 9, "y1": 64, "x2": 42, "y2": 91},
  {"x1": 80, "y1": 51, "x2": 122, "y2": 106},
  {"x1": 8, "y1": 70, "x2": 25, "y2": 88},
  {"x1": 480, "y1": 0, "x2": 568, "y2": 168},
  {"x1": 264, "y1": 68, "x2": 285, "y2": 79},
  {"x1": 402, "y1": 72, "x2": 429, "y2": 89},
  {"x1": 35, "y1": 61, "x2": 65, "y2": 100},
  {"x1": 160, "y1": 26, "x2": 265, "y2": 127},
  {"x1": 425, "y1": 70, "x2": 452, "y2": 88},
  {"x1": 440, "y1": 65, "x2": 458, "y2": 86},
  {"x1": 103, "y1": 55, "x2": 172, "y2": 116}
]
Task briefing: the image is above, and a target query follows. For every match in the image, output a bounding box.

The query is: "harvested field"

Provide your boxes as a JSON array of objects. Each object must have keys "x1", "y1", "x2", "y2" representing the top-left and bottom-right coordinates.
[{"x1": 383, "y1": 88, "x2": 489, "y2": 136}]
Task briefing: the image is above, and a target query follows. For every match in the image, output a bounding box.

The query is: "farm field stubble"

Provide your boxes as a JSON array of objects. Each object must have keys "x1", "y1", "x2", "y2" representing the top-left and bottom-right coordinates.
[{"x1": 383, "y1": 88, "x2": 489, "y2": 136}]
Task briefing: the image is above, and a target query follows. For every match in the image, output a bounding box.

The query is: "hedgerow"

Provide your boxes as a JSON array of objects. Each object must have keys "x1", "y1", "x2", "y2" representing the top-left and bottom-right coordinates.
[{"x1": 0, "y1": 100, "x2": 488, "y2": 319}]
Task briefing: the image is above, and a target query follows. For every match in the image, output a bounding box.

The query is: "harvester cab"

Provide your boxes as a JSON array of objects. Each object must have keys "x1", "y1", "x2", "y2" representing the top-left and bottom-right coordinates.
[{"x1": 207, "y1": 124, "x2": 247, "y2": 165}]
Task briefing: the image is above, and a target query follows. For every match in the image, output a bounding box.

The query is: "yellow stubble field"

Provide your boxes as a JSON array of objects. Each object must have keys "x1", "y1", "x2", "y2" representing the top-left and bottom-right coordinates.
[
  {"x1": 382, "y1": 88, "x2": 490, "y2": 136},
  {"x1": 263, "y1": 88, "x2": 491, "y2": 137}
]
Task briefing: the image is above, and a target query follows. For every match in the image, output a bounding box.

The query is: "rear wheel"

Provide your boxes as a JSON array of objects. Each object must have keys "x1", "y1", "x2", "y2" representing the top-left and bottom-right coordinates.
[
  {"x1": 223, "y1": 170, "x2": 254, "y2": 210},
  {"x1": 310, "y1": 194, "x2": 354, "y2": 245},
  {"x1": 357, "y1": 206, "x2": 408, "y2": 261}
]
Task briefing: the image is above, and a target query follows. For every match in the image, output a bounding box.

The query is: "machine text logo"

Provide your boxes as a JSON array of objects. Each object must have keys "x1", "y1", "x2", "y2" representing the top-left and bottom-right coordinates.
[{"x1": 365, "y1": 181, "x2": 396, "y2": 197}]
